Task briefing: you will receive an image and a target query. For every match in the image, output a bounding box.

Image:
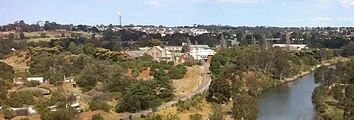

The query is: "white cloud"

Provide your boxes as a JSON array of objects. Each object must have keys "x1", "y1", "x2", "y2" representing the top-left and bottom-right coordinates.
[
  {"x1": 146, "y1": 0, "x2": 264, "y2": 6},
  {"x1": 276, "y1": 19, "x2": 305, "y2": 23},
  {"x1": 312, "y1": 17, "x2": 333, "y2": 23},
  {"x1": 336, "y1": 17, "x2": 354, "y2": 22},
  {"x1": 339, "y1": 0, "x2": 354, "y2": 8}
]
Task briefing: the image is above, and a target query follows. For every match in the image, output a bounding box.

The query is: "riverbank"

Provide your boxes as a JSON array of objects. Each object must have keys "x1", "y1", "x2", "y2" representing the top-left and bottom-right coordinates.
[
  {"x1": 282, "y1": 57, "x2": 349, "y2": 84},
  {"x1": 253, "y1": 57, "x2": 350, "y2": 98}
]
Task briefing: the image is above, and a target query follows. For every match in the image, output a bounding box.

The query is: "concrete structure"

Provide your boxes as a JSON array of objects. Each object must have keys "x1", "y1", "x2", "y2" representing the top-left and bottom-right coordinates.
[
  {"x1": 27, "y1": 77, "x2": 44, "y2": 83},
  {"x1": 17, "y1": 87, "x2": 51, "y2": 95}
]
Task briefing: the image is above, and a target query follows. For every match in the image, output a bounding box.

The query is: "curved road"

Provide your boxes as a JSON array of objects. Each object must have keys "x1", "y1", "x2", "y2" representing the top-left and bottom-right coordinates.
[{"x1": 117, "y1": 63, "x2": 212, "y2": 120}]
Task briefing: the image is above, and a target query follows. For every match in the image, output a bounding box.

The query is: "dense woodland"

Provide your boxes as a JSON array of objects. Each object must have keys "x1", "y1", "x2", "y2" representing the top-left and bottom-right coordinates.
[{"x1": 312, "y1": 42, "x2": 354, "y2": 119}]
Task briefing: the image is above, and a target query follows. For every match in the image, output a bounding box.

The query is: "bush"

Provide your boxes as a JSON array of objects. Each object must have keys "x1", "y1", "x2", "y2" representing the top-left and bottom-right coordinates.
[
  {"x1": 89, "y1": 100, "x2": 111, "y2": 112},
  {"x1": 2, "y1": 108, "x2": 15, "y2": 119},
  {"x1": 24, "y1": 80, "x2": 40, "y2": 87},
  {"x1": 189, "y1": 113, "x2": 202, "y2": 120},
  {"x1": 92, "y1": 114, "x2": 104, "y2": 120},
  {"x1": 168, "y1": 65, "x2": 187, "y2": 79}
]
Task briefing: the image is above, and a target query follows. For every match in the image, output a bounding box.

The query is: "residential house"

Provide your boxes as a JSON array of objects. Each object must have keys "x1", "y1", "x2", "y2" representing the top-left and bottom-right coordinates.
[
  {"x1": 178, "y1": 52, "x2": 195, "y2": 63},
  {"x1": 189, "y1": 45, "x2": 215, "y2": 61},
  {"x1": 121, "y1": 50, "x2": 145, "y2": 59},
  {"x1": 146, "y1": 46, "x2": 169, "y2": 61}
]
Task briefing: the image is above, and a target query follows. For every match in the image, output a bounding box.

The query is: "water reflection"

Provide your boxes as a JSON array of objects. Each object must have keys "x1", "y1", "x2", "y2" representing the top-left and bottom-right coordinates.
[{"x1": 258, "y1": 73, "x2": 318, "y2": 120}]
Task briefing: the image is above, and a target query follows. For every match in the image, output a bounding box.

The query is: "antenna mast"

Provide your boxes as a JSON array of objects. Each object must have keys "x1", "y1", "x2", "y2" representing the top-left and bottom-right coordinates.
[{"x1": 118, "y1": 9, "x2": 122, "y2": 26}]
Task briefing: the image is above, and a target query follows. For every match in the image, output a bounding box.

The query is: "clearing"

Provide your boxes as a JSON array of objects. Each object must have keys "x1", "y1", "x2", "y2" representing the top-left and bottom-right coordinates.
[
  {"x1": 173, "y1": 65, "x2": 205, "y2": 98},
  {"x1": 0, "y1": 51, "x2": 30, "y2": 72}
]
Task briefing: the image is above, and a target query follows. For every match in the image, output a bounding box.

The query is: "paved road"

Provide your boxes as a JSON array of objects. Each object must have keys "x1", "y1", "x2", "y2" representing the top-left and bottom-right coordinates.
[{"x1": 117, "y1": 62, "x2": 212, "y2": 120}]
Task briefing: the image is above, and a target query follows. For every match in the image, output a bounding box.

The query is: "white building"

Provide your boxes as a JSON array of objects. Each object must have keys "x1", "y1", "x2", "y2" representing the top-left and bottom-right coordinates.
[
  {"x1": 272, "y1": 44, "x2": 308, "y2": 50},
  {"x1": 190, "y1": 46, "x2": 215, "y2": 60},
  {"x1": 27, "y1": 77, "x2": 44, "y2": 83}
]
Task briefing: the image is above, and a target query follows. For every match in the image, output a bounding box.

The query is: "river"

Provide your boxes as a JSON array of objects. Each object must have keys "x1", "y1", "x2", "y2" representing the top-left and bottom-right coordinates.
[{"x1": 258, "y1": 72, "x2": 319, "y2": 120}]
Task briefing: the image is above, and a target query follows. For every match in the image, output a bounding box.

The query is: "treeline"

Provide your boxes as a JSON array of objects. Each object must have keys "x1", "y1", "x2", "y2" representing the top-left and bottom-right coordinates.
[
  {"x1": 312, "y1": 60, "x2": 354, "y2": 119},
  {"x1": 207, "y1": 45, "x2": 335, "y2": 119},
  {"x1": 312, "y1": 43, "x2": 354, "y2": 119}
]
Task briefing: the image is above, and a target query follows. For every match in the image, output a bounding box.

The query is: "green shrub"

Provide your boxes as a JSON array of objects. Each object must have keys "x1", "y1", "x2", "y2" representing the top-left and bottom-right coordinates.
[
  {"x1": 89, "y1": 100, "x2": 111, "y2": 112},
  {"x1": 168, "y1": 65, "x2": 187, "y2": 79},
  {"x1": 189, "y1": 113, "x2": 202, "y2": 120},
  {"x1": 2, "y1": 108, "x2": 15, "y2": 119},
  {"x1": 24, "y1": 80, "x2": 40, "y2": 87},
  {"x1": 92, "y1": 114, "x2": 104, "y2": 120}
]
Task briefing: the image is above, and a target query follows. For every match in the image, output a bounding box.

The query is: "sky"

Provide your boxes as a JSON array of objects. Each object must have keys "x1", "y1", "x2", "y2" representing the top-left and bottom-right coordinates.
[{"x1": 1, "y1": 0, "x2": 354, "y2": 27}]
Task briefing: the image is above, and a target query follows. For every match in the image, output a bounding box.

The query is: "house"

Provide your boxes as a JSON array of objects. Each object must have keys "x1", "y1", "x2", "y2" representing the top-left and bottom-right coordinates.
[
  {"x1": 272, "y1": 44, "x2": 308, "y2": 51},
  {"x1": 178, "y1": 52, "x2": 195, "y2": 63},
  {"x1": 121, "y1": 50, "x2": 145, "y2": 59},
  {"x1": 27, "y1": 77, "x2": 44, "y2": 83},
  {"x1": 165, "y1": 46, "x2": 183, "y2": 52},
  {"x1": 189, "y1": 45, "x2": 215, "y2": 61},
  {"x1": 146, "y1": 46, "x2": 169, "y2": 61}
]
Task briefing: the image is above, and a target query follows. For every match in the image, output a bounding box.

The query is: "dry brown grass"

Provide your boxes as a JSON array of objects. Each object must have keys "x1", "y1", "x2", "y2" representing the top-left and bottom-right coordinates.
[
  {"x1": 172, "y1": 65, "x2": 205, "y2": 98},
  {"x1": 137, "y1": 69, "x2": 154, "y2": 80},
  {"x1": 10, "y1": 115, "x2": 41, "y2": 120},
  {"x1": 1, "y1": 51, "x2": 30, "y2": 72},
  {"x1": 78, "y1": 110, "x2": 118, "y2": 120},
  {"x1": 149, "y1": 99, "x2": 212, "y2": 120}
]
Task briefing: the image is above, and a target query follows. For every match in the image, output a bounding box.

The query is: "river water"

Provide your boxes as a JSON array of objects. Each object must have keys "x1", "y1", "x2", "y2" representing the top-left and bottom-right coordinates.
[{"x1": 258, "y1": 72, "x2": 319, "y2": 120}]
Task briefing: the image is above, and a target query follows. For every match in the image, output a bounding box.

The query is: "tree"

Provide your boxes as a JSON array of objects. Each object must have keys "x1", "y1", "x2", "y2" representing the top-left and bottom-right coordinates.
[
  {"x1": 92, "y1": 114, "x2": 105, "y2": 120},
  {"x1": 272, "y1": 48, "x2": 290, "y2": 80},
  {"x1": 19, "y1": 32, "x2": 25, "y2": 39},
  {"x1": 68, "y1": 42, "x2": 79, "y2": 54},
  {"x1": 48, "y1": 108, "x2": 78, "y2": 120},
  {"x1": 231, "y1": 93, "x2": 259, "y2": 120},
  {"x1": 145, "y1": 114, "x2": 163, "y2": 120},
  {"x1": 40, "y1": 33, "x2": 47, "y2": 38},
  {"x1": 182, "y1": 44, "x2": 190, "y2": 53},
  {"x1": 189, "y1": 113, "x2": 202, "y2": 120},
  {"x1": 8, "y1": 33, "x2": 15, "y2": 40},
  {"x1": 89, "y1": 100, "x2": 111, "y2": 112},
  {"x1": 208, "y1": 104, "x2": 225, "y2": 120},
  {"x1": 0, "y1": 80, "x2": 10, "y2": 103},
  {"x1": 148, "y1": 39, "x2": 163, "y2": 47},
  {"x1": 77, "y1": 64, "x2": 101, "y2": 92},
  {"x1": 207, "y1": 78, "x2": 231, "y2": 104},
  {"x1": 165, "y1": 113, "x2": 180, "y2": 120},
  {"x1": 0, "y1": 61, "x2": 14, "y2": 79},
  {"x1": 24, "y1": 80, "x2": 40, "y2": 87},
  {"x1": 2, "y1": 108, "x2": 15, "y2": 120}
]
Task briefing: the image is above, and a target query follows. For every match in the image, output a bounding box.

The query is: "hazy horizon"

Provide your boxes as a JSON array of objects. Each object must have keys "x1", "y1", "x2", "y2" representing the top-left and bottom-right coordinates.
[{"x1": 1, "y1": 0, "x2": 354, "y2": 27}]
